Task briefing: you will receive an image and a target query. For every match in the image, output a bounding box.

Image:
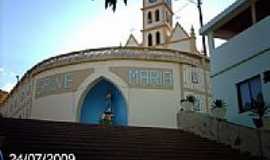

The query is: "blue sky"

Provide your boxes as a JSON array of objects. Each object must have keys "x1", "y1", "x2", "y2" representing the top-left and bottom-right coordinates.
[{"x1": 0, "y1": 0, "x2": 236, "y2": 91}]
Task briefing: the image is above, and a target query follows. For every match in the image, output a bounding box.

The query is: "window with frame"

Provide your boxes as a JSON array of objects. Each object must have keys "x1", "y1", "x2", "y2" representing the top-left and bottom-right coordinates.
[
  {"x1": 193, "y1": 97, "x2": 201, "y2": 112},
  {"x1": 237, "y1": 75, "x2": 263, "y2": 113},
  {"x1": 156, "y1": 31, "x2": 160, "y2": 45},
  {"x1": 191, "y1": 67, "x2": 199, "y2": 84},
  {"x1": 147, "y1": 12, "x2": 152, "y2": 24},
  {"x1": 155, "y1": 9, "x2": 160, "y2": 22},
  {"x1": 148, "y1": 34, "x2": 153, "y2": 46}
]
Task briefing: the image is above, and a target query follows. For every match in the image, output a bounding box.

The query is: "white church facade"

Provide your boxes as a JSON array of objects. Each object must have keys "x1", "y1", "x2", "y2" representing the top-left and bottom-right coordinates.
[{"x1": 0, "y1": 0, "x2": 211, "y2": 128}]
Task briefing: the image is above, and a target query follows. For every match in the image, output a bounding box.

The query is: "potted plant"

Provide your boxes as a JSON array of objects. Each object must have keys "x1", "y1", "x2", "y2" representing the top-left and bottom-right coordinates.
[
  {"x1": 186, "y1": 95, "x2": 195, "y2": 104},
  {"x1": 249, "y1": 93, "x2": 269, "y2": 128},
  {"x1": 180, "y1": 95, "x2": 196, "y2": 111},
  {"x1": 211, "y1": 99, "x2": 227, "y2": 119}
]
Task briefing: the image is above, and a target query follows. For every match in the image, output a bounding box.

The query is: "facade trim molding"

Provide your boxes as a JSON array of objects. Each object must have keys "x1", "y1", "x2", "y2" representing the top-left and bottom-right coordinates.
[
  {"x1": 141, "y1": 23, "x2": 172, "y2": 32},
  {"x1": 183, "y1": 87, "x2": 212, "y2": 97},
  {"x1": 167, "y1": 37, "x2": 191, "y2": 44}
]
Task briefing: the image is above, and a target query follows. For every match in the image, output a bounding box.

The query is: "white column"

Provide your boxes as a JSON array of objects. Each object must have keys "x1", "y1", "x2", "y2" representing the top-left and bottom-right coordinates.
[
  {"x1": 207, "y1": 32, "x2": 215, "y2": 56},
  {"x1": 250, "y1": 0, "x2": 257, "y2": 24}
]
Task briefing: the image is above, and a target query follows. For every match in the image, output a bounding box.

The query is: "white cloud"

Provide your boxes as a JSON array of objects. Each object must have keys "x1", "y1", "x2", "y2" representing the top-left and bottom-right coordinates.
[
  {"x1": 54, "y1": 1, "x2": 141, "y2": 55},
  {"x1": 0, "y1": 67, "x2": 16, "y2": 77},
  {"x1": 172, "y1": 0, "x2": 236, "y2": 51},
  {"x1": 0, "y1": 67, "x2": 17, "y2": 92},
  {"x1": 2, "y1": 82, "x2": 16, "y2": 92},
  {"x1": 0, "y1": 67, "x2": 4, "y2": 74}
]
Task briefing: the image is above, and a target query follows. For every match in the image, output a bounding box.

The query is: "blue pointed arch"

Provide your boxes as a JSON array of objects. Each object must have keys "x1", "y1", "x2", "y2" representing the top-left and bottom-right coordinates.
[{"x1": 80, "y1": 78, "x2": 128, "y2": 126}]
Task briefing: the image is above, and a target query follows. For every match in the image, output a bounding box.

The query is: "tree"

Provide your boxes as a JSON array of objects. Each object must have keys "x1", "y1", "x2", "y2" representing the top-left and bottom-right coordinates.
[{"x1": 105, "y1": 0, "x2": 127, "y2": 11}]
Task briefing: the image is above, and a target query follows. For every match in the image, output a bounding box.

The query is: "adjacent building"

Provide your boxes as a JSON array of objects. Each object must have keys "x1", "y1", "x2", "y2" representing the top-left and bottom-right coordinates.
[{"x1": 200, "y1": 0, "x2": 270, "y2": 127}]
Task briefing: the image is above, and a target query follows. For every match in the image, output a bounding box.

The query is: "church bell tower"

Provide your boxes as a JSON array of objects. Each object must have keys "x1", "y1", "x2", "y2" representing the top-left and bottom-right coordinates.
[{"x1": 142, "y1": 0, "x2": 173, "y2": 47}]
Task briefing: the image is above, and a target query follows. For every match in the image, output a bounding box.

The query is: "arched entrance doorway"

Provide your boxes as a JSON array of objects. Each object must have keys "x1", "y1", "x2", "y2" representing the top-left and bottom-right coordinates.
[{"x1": 80, "y1": 78, "x2": 128, "y2": 126}]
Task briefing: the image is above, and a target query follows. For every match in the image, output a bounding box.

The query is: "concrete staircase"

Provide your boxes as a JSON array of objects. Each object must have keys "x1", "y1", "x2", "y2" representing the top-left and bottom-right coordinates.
[{"x1": 0, "y1": 118, "x2": 257, "y2": 160}]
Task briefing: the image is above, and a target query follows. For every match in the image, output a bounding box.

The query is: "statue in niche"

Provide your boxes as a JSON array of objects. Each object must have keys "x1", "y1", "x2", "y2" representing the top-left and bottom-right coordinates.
[{"x1": 100, "y1": 90, "x2": 114, "y2": 125}]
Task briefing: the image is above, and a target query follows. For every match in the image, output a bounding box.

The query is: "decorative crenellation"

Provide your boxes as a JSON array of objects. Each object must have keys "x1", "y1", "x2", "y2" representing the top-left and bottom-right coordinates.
[{"x1": 33, "y1": 48, "x2": 206, "y2": 75}]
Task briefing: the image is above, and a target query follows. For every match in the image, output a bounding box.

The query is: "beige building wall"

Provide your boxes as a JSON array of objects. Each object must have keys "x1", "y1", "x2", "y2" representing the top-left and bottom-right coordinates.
[
  {"x1": 0, "y1": 79, "x2": 33, "y2": 119},
  {"x1": 167, "y1": 41, "x2": 192, "y2": 53},
  {"x1": 143, "y1": 6, "x2": 164, "y2": 29},
  {"x1": 143, "y1": 28, "x2": 167, "y2": 46}
]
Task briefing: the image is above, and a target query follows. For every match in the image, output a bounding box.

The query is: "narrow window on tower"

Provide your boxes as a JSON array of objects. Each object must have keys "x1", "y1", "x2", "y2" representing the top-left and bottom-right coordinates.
[
  {"x1": 147, "y1": 12, "x2": 152, "y2": 24},
  {"x1": 166, "y1": 12, "x2": 170, "y2": 23},
  {"x1": 156, "y1": 31, "x2": 160, "y2": 45},
  {"x1": 148, "y1": 34, "x2": 153, "y2": 46},
  {"x1": 155, "y1": 9, "x2": 160, "y2": 22}
]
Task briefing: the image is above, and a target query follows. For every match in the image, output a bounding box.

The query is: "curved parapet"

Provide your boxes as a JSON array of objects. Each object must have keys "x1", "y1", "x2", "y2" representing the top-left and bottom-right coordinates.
[{"x1": 0, "y1": 47, "x2": 210, "y2": 128}]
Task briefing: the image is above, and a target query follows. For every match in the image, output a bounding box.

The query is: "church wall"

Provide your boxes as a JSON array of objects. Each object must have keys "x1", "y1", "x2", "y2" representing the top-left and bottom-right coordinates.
[
  {"x1": 167, "y1": 40, "x2": 192, "y2": 53},
  {"x1": 169, "y1": 28, "x2": 188, "y2": 42},
  {"x1": 0, "y1": 47, "x2": 211, "y2": 129},
  {"x1": 0, "y1": 79, "x2": 33, "y2": 119},
  {"x1": 182, "y1": 64, "x2": 211, "y2": 112},
  {"x1": 31, "y1": 62, "x2": 100, "y2": 122},
  {"x1": 122, "y1": 61, "x2": 181, "y2": 128},
  {"x1": 31, "y1": 93, "x2": 75, "y2": 122},
  {"x1": 29, "y1": 60, "x2": 182, "y2": 128},
  {"x1": 183, "y1": 65, "x2": 206, "y2": 92},
  {"x1": 128, "y1": 88, "x2": 179, "y2": 128}
]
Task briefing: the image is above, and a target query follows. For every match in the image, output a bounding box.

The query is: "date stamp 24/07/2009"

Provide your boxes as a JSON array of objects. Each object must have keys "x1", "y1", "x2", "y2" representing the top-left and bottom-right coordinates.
[{"x1": 5, "y1": 153, "x2": 76, "y2": 160}]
